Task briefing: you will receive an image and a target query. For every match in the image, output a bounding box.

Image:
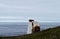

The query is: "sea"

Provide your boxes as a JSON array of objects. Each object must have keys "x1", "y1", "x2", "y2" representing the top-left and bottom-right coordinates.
[{"x1": 0, "y1": 22, "x2": 60, "y2": 36}]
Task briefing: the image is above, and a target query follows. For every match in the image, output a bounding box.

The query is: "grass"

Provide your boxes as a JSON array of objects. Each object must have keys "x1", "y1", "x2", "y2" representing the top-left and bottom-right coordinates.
[{"x1": 0, "y1": 26, "x2": 60, "y2": 39}]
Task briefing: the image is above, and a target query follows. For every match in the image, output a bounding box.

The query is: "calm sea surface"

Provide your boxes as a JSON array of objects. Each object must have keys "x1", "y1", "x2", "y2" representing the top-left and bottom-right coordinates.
[{"x1": 0, "y1": 22, "x2": 60, "y2": 36}]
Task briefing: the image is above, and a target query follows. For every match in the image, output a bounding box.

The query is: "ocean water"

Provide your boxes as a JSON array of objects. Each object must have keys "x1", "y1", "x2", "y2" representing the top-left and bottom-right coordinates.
[{"x1": 0, "y1": 22, "x2": 60, "y2": 36}]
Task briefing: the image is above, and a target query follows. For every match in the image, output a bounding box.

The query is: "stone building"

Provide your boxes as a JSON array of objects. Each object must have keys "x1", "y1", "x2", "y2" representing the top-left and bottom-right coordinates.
[{"x1": 27, "y1": 19, "x2": 40, "y2": 34}]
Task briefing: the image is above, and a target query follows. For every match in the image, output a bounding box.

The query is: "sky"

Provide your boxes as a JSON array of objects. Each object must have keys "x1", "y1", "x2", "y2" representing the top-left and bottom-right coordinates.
[{"x1": 0, "y1": 0, "x2": 60, "y2": 22}]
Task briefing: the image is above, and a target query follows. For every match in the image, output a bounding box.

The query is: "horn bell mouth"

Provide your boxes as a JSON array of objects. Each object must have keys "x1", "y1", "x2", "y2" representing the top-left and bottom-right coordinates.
[{"x1": 29, "y1": 19, "x2": 34, "y2": 22}]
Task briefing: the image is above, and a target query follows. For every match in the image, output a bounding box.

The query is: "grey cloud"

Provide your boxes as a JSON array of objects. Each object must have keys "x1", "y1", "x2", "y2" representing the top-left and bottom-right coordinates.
[{"x1": 0, "y1": 0, "x2": 60, "y2": 21}]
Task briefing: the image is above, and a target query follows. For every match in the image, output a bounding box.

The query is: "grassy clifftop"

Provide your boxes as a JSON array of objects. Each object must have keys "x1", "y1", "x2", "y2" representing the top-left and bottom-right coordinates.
[{"x1": 1, "y1": 26, "x2": 60, "y2": 39}]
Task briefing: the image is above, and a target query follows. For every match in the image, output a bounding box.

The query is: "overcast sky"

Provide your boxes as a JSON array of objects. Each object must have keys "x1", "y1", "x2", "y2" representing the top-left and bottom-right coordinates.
[{"x1": 0, "y1": 0, "x2": 60, "y2": 22}]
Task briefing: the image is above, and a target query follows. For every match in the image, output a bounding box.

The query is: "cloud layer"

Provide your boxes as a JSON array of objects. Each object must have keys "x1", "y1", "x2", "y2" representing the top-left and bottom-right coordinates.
[{"x1": 0, "y1": 0, "x2": 60, "y2": 21}]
